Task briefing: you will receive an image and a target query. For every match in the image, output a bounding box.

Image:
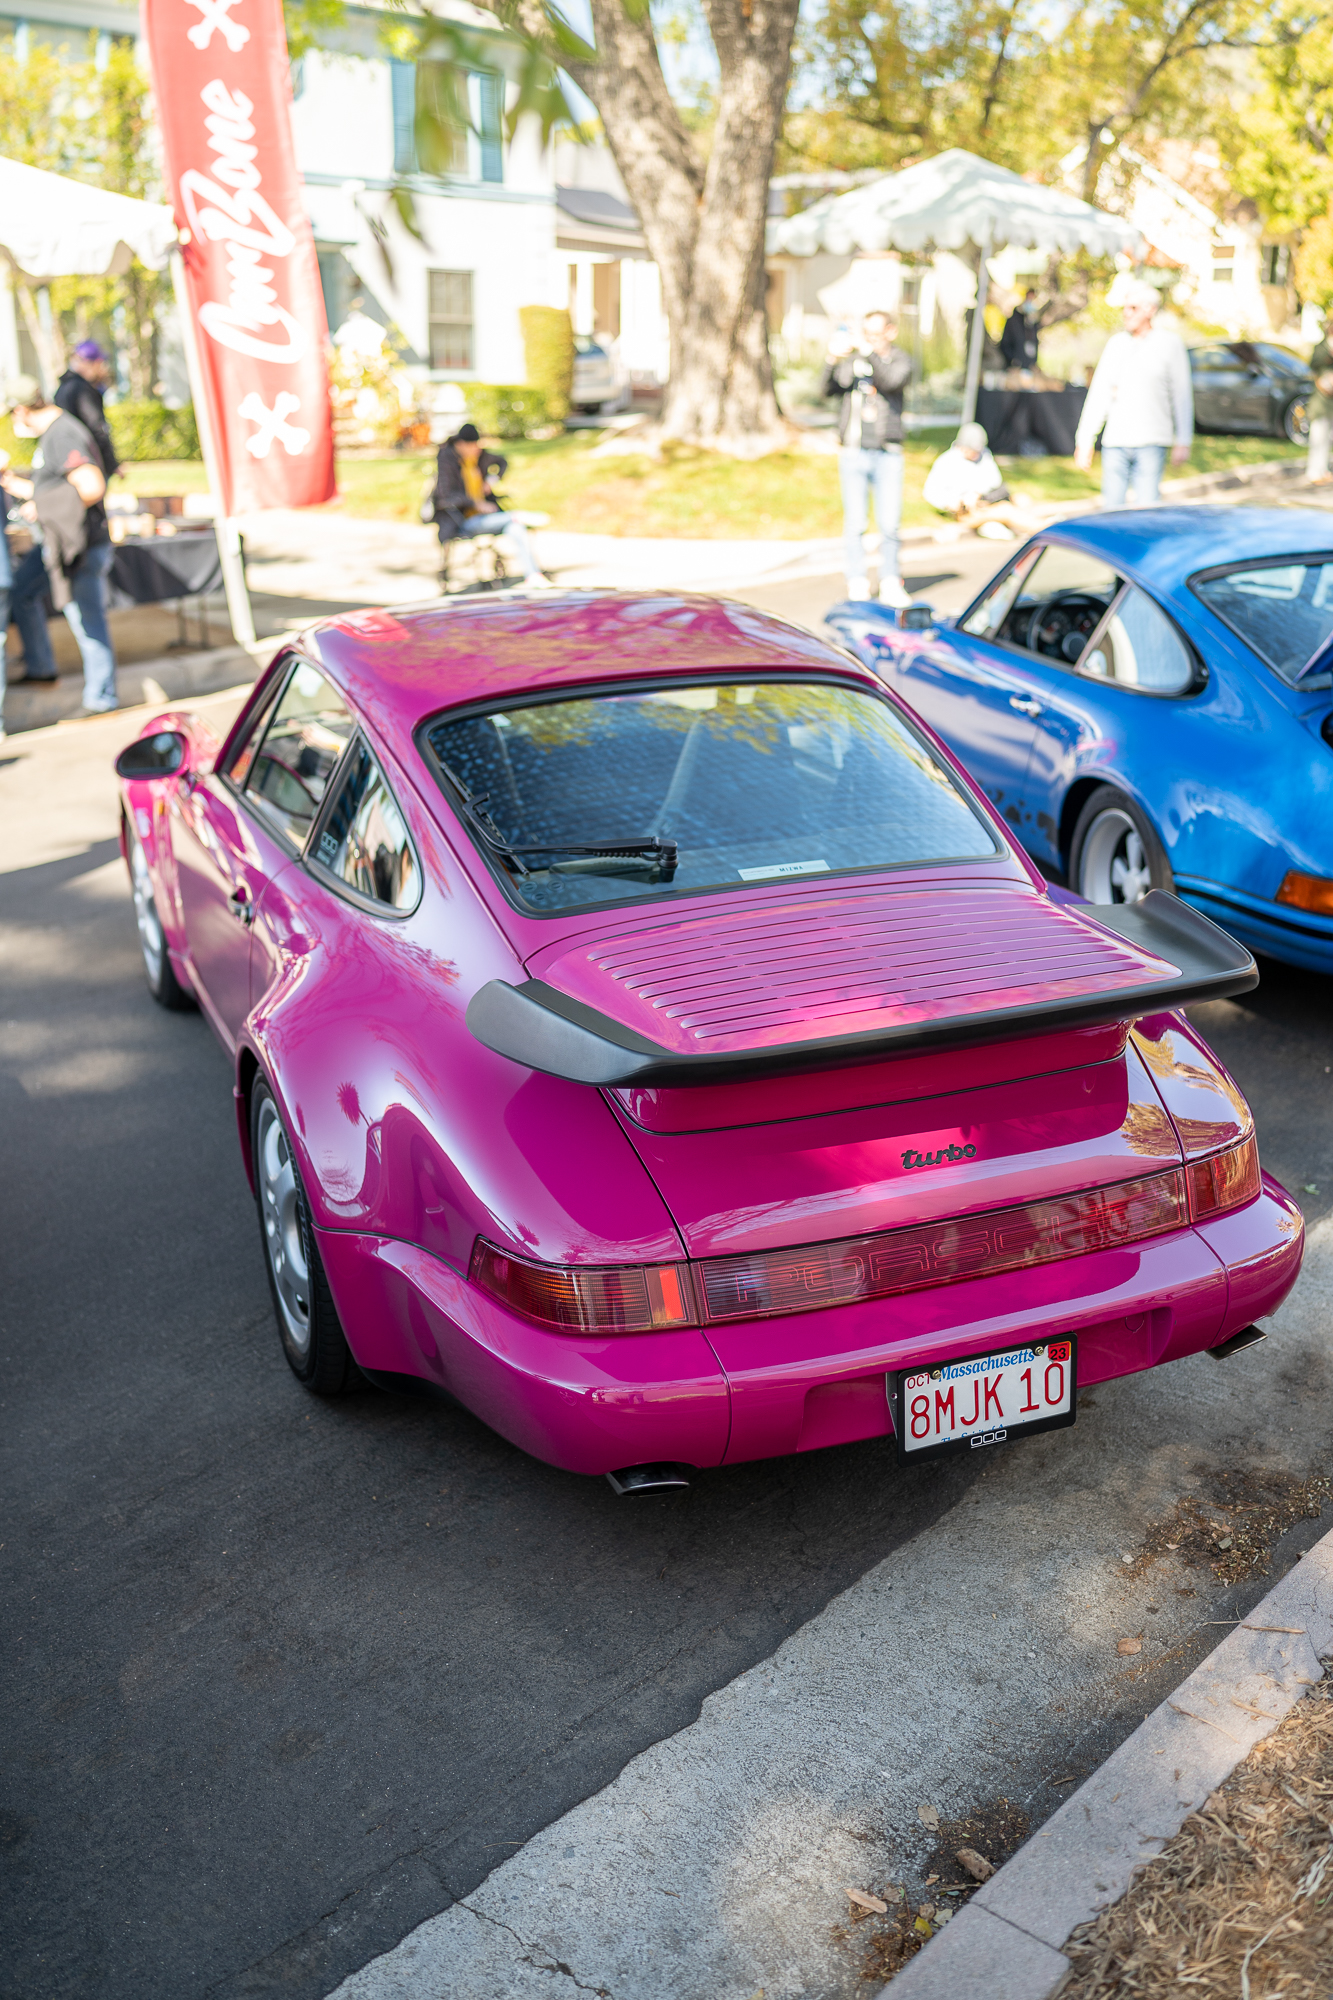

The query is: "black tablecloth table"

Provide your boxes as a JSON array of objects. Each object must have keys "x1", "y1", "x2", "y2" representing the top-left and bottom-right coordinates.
[
  {"x1": 107, "y1": 527, "x2": 223, "y2": 610},
  {"x1": 975, "y1": 386, "x2": 1087, "y2": 457}
]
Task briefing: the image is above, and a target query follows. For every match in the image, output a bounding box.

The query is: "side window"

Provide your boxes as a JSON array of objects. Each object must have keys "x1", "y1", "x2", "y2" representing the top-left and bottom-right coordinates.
[
  {"x1": 244, "y1": 663, "x2": 354, "y2": 846},
  {"x1": 312, "y1": 739, "x2": 421, "y2": 913},
  {"x1": 224, "y1": 678, "x2": 283, "y2": 788},
  {"x1": 1080, "y1": 587, "x2": 1195, "y2": 693},
  {"x1": 960, "y1": 545, "x2": 1040, "y2": 639},
  {"x1": 988, "y1": 544, "x2": 1122, "y2": 662}
]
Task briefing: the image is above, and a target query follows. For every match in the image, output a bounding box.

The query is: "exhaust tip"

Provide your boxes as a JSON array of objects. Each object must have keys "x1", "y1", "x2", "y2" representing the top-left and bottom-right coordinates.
[
  {"x1": 605, "y1": 1462, "x2": 692, "y2": 1496},
  {"x1": 1208, "y1": 1324, "x2": 1267, "y2": 1361}
]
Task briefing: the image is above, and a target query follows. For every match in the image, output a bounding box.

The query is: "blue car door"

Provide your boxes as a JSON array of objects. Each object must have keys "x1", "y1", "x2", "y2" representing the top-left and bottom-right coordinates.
[{"x1": 885, "y1": 541, "x2": 1122, "y2": 855}]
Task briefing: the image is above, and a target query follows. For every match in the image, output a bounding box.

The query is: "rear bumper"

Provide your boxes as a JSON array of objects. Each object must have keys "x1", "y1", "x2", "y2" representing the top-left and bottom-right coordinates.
[{"x1": 315, "y1": 1179, "x2": 1304, "y2": 1476}]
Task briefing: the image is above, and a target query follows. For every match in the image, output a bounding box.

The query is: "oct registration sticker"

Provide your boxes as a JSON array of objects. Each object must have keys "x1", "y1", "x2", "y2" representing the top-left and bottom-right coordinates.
[{"x1": 891, "y1": 1339, "x2": 1077, "y2": 1463}]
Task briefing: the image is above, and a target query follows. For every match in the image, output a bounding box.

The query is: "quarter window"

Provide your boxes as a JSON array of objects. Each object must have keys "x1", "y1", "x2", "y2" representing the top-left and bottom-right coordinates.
[
  {"x1": 244, "y1": 664, "x2": 354, "y2": 846},
  {"x1": 313, "y1": 740, "x2": 420, "y2": 912},
  {"x1": 1079, "y1": 587, "x2": 1195, "y2": 693},
  {"x1": 1192, "y1": 559, "x2": 1333, "y2": 683}
]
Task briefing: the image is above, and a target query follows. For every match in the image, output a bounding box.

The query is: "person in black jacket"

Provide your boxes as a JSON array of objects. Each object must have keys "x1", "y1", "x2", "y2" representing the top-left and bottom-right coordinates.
[
  {"x1": 822, "y1": 312, "x2": 913, "y2": 605},
  {"x1": 53, "y1": 341, "x2": 120, "y2": 483},
  {"x1": 431, "y1": 424, "x2": 548, "y2": 585},
  {"x1": 999, "y1": 290, "x2": 1041, "y2": 372}
]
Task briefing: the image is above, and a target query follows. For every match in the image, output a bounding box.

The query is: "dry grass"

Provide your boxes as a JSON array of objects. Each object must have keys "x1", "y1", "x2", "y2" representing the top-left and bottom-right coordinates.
[{"x1": 1063, "y1": 1676, "x2": 1333, "y2": 1999}]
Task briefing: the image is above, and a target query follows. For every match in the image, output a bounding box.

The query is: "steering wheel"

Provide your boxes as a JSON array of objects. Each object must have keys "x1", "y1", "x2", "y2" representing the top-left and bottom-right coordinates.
[{"x1": 1024, "y1": 592, "x2": 1108, "y2": 663}]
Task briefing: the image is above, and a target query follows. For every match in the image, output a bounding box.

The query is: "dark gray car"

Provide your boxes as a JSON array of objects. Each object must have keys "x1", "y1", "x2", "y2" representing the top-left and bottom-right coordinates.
[{"x1": 1189, "y1": 340, "x2": 1311, "y2": 442}]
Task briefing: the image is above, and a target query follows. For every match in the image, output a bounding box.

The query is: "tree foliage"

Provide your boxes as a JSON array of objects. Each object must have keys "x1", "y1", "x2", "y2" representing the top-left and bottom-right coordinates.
[{"x1": 0, "y1": 38, "x2": 169, "y2": 395}]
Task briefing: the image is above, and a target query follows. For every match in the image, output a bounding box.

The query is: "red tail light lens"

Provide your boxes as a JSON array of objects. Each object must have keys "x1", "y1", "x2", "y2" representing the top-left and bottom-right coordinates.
[
  {"x1": 470, "y1": 1239, "x2": 696, "y2": 1334},
  {"x1": 1188, "y1": 1134, "x2": 1260, "y2": 1218},
  {"x1": 698, "y1": 1170, "x2": 1189, "y2": 1323},
  {"x1": 472, "y1": 1168, "x2": 1192, "y2": 1334}
]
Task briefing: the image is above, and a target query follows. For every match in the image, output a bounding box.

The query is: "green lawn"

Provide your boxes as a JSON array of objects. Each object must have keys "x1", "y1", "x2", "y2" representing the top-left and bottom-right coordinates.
[{"x1": 115, "y1": 428, "x2": 1304, "y2": 540}]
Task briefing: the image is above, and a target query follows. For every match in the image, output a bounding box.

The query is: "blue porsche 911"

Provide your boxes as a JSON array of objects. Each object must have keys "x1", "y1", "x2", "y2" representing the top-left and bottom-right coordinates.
[{"x1": 826, "y1": 506, "x2": 1333, "y2": 974}]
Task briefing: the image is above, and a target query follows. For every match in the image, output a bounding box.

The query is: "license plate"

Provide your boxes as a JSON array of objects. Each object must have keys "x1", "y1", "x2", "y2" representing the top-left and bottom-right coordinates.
[{"x1": 891, "y1": 1339, "x2": 1077, "y2": 1463}]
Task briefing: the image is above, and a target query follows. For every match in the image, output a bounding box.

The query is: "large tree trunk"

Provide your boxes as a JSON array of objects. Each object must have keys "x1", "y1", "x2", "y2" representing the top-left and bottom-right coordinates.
[{"x1": 566, "y1": 0, "x2": 801, "y2": 452}]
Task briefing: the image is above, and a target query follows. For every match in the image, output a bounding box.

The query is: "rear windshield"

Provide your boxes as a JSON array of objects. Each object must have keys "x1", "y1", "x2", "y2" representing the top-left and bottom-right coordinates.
[
  {"x1": 422, "y1": 679, "x2": 999, "y2": 913},
  {"x1": 1191, "y1": 557, "x2": 1333, "y2": 682}
]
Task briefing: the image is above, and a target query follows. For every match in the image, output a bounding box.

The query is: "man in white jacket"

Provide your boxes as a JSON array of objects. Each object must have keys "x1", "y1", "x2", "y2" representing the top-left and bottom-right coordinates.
[{"x1": 1073, "y1": 279, "x2": 1193, "y2": 507}]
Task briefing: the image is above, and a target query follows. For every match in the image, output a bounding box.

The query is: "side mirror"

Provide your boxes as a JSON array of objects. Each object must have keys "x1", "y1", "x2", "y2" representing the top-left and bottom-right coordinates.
[
  {"x1": 901, "y1": 603, "x2": 936, "y2": 630},
  {"x1": 115, "y1": 730, "x2": 187, "y2": 780}
]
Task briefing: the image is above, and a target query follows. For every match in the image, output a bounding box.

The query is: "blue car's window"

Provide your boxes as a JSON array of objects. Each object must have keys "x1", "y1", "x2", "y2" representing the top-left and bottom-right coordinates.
[
  {"x1": 1192, "y1": 559, "x2": 1333, "y2": 682},
  {"x1": 424, "y1": 680, "x2": 999, "y2": 913},
  {"x1": 1080, "y1": 588, "x2": 1194, "y2": 693},
  {"x1": 964, "y1": 543, "x2": 1120, "y2": 662}
]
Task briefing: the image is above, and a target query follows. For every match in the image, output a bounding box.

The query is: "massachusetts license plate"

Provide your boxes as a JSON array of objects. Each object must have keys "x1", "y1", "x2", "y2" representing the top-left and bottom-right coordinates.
[{"x1": 891, "y1": 1339, "x2": 1077, "y2": 1463}]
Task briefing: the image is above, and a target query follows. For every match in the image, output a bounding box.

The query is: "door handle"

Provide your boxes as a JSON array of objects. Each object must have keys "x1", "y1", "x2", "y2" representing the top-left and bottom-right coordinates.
[
  {"x1": 1009, "y1": 696, "x2": 1042, "y2": 717},
  {"x1": 228, "y1": 883, "x2": 255, "y2": 927}
]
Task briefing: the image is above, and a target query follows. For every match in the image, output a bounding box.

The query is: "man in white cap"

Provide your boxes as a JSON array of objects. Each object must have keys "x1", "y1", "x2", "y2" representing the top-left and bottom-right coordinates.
[
  {"x1": 1073, "y1": 279, "x2": 1192, "y2": 507},
  {"x1": 923, "y1": 421, "x2": 1039, "y2": 538}
]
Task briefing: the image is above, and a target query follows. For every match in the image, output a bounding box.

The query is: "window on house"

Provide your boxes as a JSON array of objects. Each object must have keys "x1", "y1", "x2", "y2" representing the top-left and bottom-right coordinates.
[
  {"x1": 1211, "y1": 245, "x2": 1235, "y2": 284},
  {"x1": 1262, "y1": 245, "x2": 1290, "y2": 287},
  {"x1": 429, "y1": 271, "x2": 474, "y2": 370},
  {"x1": 389, "y1": 60, "x2": 500, "y2": 180}
]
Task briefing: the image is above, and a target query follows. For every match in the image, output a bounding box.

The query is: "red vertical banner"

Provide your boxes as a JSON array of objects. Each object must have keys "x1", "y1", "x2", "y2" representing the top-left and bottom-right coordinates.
[{"x1": 141, "y1": 0, "x2": 336, "y2": 513}]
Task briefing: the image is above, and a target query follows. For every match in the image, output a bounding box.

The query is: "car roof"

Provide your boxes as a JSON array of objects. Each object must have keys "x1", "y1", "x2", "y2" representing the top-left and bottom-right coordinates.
[
  {"x1": 304, "y1": 590, "x2": 877, "y2": 756},
  {"x1": 1041, "y1": 506, "x2": 1333, "y2": 592}
]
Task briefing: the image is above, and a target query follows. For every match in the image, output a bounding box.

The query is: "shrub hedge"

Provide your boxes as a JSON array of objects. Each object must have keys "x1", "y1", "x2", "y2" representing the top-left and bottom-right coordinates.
[
  {"x1": 107, "y1": 400, "x2": 201, "y2": 461},
  {"x1": 461, "y1": 383, "x2": 552, "y2": 439},
  {"x1": 518, "y1": 305, "x2": 574, "y2": 422}
]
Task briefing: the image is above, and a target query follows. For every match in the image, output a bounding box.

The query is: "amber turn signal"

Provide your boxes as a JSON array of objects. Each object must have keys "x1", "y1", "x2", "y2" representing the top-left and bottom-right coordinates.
[{"x1": 1276, "y1": 870, "x2": 1333, "y2": 916}]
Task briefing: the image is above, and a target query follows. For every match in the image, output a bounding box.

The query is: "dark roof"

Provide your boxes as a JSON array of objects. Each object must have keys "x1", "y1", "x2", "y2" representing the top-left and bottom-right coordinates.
[{"x1": 555, "y1": 185, "x2": 640, "y2": 231}]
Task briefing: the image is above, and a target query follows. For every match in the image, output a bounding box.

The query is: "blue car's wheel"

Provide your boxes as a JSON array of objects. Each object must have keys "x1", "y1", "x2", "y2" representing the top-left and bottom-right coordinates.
[{"x1": 1070, "y1": 786, "x2": 1172, "y2": 906}]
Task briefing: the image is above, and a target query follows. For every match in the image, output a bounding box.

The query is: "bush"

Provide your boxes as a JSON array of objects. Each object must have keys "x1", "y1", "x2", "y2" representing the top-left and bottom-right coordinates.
[
  {"x1": 107, "y1": 400, "x2": 201, "y2": 461},
  {"x1": 462, "y1": 383, "x2": 552, "y2": 439},
  {"x1": 0, "y1": 412, "x2": 34, "y2": 469},
  {"x1": 519, "y1": 305, "x2": 573, "y2": 423}
]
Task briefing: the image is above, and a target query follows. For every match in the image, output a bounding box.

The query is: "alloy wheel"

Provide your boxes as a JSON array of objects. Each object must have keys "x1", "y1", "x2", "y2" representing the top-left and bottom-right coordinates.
[
  {"x1": 1077, "y1": 807, "x2": 1154, "y2": 904},
  {"x1": 129, "y1": 832, "x2": 166, "y2": 987},
  {"x1": 256, "y1": 1095, "x2": 311, "y2": 1353}
]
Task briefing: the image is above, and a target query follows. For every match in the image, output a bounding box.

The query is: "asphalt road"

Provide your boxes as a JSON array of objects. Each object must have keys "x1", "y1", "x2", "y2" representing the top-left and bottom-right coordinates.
[{"x1": 2, "y1": 552, "x2": 1330, "y2": 2000}]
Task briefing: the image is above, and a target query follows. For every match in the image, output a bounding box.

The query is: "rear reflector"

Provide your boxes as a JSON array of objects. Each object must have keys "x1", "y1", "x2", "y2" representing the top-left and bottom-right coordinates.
[
  {"x1": 698, "y1": 1170, "x2": 1189, "y2": 1323},
  {"x1": 1188, "y1": 1133, "x2": 1260, "y2": 1218}
]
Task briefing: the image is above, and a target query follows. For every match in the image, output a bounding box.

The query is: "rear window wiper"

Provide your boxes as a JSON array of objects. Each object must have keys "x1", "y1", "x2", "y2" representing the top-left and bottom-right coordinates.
[{"x1": 445, "y1": 775, "x2": 678, "y2": 881}]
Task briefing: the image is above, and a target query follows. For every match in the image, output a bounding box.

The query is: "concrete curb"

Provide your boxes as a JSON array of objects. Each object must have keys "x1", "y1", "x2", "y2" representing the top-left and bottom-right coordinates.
[{"x1": 884, "y1": 1528, "x2": 1333, "y2": 1998}]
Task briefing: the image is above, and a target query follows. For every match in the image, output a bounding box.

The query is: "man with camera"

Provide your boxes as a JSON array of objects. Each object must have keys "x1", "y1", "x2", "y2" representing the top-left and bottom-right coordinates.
[
  {"x1": 1307, "y1": 313, "x2": 1333, "y2": 486},
  {"x1": 823, "y1": 311, "x2": 913, "y2": 606}
]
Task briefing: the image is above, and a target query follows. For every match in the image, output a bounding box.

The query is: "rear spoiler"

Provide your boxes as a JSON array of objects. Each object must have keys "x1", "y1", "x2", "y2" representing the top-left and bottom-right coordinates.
[{"x1": 465, "y1": 891, "x2": 1257, "y2": 1088}]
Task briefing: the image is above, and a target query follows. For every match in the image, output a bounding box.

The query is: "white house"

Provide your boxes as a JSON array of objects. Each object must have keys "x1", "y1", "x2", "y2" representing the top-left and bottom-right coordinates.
[{"x1": 0, "y1": 0, "x2": 669, "y2": 396}]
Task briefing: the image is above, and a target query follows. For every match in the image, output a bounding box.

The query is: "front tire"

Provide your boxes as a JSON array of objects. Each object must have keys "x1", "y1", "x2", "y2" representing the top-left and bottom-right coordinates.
[
  {"x1": 251, "y1": 1080, "x2": 357, "y2": 1395},
  {"x1": 127, "y1": 821, "x2": 194, "y2": 1010},
  {"x1": 1069, "y1": 786, "x2": 1173, "y2": 905}
]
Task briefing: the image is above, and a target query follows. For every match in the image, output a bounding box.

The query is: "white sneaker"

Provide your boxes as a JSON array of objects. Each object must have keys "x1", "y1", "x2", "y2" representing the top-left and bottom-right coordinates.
[
  {"x1": 879, "y1": 578, "x2": 912, "y2": 609},
  {"x1": 846, "y1": 575, "x2": 872, "y2": 601},
  {"x1": 519, "y1": 573, "x2": 559, "y2": 592}
]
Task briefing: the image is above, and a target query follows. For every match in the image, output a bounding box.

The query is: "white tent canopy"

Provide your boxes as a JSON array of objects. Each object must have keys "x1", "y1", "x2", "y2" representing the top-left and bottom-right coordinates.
[
  {"x1": 770, "y1": 148, "x2": 1143, "y2": 263},
  {"x1": 770, "y1": 148, "x2": 1144, "y2": 426},
  {"x1": 0, "y1": 155, "x2": 176, "y2": 283}
]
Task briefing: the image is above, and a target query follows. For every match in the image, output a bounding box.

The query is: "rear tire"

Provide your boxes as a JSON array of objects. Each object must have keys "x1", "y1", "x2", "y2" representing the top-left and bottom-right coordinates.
[
  {"x1": 127, "y1": 820, "x2": 194, "y2": 1010},
  {"x1": 1069, "y1": 786, "x2": 1173, "y2": 905},
  {"x1": 251, "y1": 1079, "x2": 358, "y2": 1395},
  {"x1": 1282, "y1": 396, "x2": 1309, "y2": 444}
]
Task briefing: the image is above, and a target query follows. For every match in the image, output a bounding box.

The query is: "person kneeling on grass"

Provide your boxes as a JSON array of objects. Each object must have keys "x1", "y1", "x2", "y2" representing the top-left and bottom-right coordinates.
[
  {"x1": 922, "y1": 422, "x2": 1037, "y2": 540},
  {"x1": 431, "y1": 424, "x2": 551, "y2": 587}
]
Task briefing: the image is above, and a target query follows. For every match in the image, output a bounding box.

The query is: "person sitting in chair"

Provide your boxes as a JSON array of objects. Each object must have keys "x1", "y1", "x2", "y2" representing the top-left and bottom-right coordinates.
[
  {"x1": 431, "y1": 424, "x2": 549, "y2": 586},
  {"x1": 922, "y1": 421, "x2": 1041, "y2": 540}
]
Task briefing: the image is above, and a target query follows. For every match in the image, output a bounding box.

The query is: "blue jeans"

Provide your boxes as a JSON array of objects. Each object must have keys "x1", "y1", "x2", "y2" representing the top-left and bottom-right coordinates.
[
  {"x1": 1100, "y1": 444, "x2": 1169, "y2": 509},
  {"x1": 11, "y1": 539, "x2": 118, "y2": 707},
  {"x1": 839, "y1": 446, "x2": 904, "y2": 591},
  {"x1": 453, "y1": 511, "x2": 540, "y2": 579}
]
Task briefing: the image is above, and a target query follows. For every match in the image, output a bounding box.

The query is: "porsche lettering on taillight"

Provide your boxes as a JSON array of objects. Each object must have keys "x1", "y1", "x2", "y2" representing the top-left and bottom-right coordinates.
[{"x1": 471, "y1": 1140, "x2": 1263, "y2": 1336}]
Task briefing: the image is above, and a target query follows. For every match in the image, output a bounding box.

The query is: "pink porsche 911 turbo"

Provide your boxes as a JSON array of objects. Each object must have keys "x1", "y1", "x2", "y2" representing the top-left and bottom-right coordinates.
[{"x1": 115, "y1": 593, "x2": 1303, "y2": 1490}]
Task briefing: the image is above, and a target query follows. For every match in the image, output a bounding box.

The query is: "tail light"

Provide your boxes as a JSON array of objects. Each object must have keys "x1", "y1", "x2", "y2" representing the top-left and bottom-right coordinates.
[
  {"x1": 470, "y1": 1239, "x2": 695, "y2": 1334},
  {"x1": 1188, "y1": 1133, "x2": 1260, "y2": 1218},
  {"x1": 472, "y1": 1141, "x2": 1263, "y2": 1337}
]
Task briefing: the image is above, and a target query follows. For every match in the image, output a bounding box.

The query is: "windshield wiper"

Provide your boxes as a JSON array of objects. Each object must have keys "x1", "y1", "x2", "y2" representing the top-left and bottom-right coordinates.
[{"x1": 446, "y1": 776, "x2": 678, "y2": 881}]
